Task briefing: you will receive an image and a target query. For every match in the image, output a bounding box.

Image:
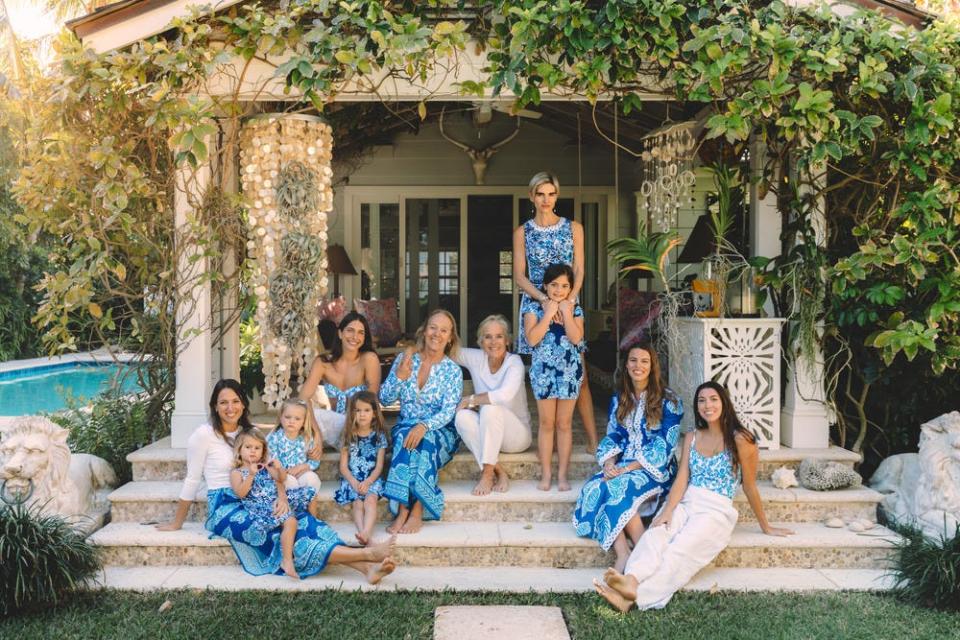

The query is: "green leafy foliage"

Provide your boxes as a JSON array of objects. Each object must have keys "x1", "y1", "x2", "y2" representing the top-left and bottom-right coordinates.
[
  {"x1": 0, "y1": 501, "x2": 101, "y2": 617},
  {"x1": 50, "y1": 389, "x2": 171, "y2": 483},
  {"x1": 889, "y1": 522, "x2": 960, "y2": 611},
  {"x1": 607, "y1": 222, "x2": 682, "y2": 292}
]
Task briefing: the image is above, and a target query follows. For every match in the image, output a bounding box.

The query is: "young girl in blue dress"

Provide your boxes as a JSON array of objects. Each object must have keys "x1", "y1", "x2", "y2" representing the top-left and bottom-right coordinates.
[
  {"x1": 335, "y1": 391, "x2": 389, "y2": 545},
  {"x1": 524, "y1": 262, "x2": 584, "y2": 492},
  {"x1": 266, "y1": 398, "x2": 323, "y2": 491},
  {"x1": 230, "y1": 430, "x2": 318, "y2": 579}
]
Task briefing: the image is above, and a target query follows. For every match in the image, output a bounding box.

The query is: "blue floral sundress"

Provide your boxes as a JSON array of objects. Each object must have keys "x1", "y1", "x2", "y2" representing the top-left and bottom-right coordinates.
[
  {"x1": 688, "y1": 435, "x2": 739, "y2": 499},
  {"x1": 334, "y1": 432, "x2": 389, "y2": 504},
  {"x1": 266, "y1": 430, "x2": 320, "y2": 472},
  {"x1": 573, "y1": 394, "x2": 682, "y2": 550},
  {"x1": 517, "y1": 217, "x2": 575, "y2": 354},
  {"x1": 527, "y1": 304, "x2": 584, "y2": 400},
  {"x1": 239, "y1": 467, "x2": 316, "y2": 531},
  {"x1": 324, "y1": 381, "x2": 367, "y2": 414},
  {"x1": 380, "y1": 353, "x2": 463, "y2": 520}
]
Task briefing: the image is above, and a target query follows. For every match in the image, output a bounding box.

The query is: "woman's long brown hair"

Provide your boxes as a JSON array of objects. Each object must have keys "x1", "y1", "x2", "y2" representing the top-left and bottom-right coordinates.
[
  {"x1": 615, "y1": 343, "x2": 669, "y2": 428},
  {"x1": 692, "y1": 380, "x2": 756, "y2": 474}
]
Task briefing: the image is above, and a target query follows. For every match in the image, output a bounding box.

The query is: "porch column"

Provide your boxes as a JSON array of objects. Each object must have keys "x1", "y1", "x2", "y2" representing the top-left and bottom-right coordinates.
[
  {"x1": 214, "y1": 119, "x2": 241, "y2": 383},
  {"x1": 780, "y1": 170, "x2": 831, "y2": 449},
  {"x1": 749, "y1": 140, "x2": 780, "y2": 317},
  {"x1": 171, "y1": 143, "x2": 215, "y2": 448}
]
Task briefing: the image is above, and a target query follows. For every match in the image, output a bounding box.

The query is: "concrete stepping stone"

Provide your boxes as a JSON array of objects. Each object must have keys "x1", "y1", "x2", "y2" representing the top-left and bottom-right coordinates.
[{"x1": 434, "y1": 606, "x2": 570, "y2": 640}]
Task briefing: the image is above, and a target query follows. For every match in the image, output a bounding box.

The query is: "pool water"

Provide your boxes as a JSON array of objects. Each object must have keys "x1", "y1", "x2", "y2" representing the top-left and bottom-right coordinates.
[{"x1": 0, "y1": 362, "x2": 144, "y2": 415}]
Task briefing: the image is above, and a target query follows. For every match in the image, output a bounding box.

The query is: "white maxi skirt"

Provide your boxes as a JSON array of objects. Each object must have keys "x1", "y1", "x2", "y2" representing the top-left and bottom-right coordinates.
[{"x1": 623, "y1": 485, "x2": 739, "y2": 610}]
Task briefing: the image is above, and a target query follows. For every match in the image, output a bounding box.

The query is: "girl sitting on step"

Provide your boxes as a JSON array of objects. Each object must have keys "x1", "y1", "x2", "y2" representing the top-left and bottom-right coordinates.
[
  {"x1": 593, "y1": 381, "x2": 793, "y2": 611},
  {"x1": 267, "y1": 398, "x2": 323, "y2": 491},
  {"x1": 230, "y1": 430, "x2": 320, "y2": 579},
  {"x1": 334, "y1": 391, "x2": 390, "y2": 546}
]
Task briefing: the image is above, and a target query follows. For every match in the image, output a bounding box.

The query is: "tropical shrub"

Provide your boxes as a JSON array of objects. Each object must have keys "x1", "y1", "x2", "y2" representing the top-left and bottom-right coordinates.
[
  {"x1": 51, "y1": 389, "x2": 171, "y2": 483},
  {"x1": 0, "y1": 501, "x2": 101, "y2": 617},
  {"x1": 889, "y1": 522, "x2": 960, "y2": 611}
]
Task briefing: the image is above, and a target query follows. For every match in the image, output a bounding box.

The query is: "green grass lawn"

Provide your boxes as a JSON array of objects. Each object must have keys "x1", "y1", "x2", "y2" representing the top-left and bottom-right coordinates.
[{"x1": 4, "y1": 590, "x2": 959, "y2": 640}]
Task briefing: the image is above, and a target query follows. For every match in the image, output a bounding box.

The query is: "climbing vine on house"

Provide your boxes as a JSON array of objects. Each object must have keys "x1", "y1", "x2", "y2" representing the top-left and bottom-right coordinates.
[{"x1": 11, "y1": 0, "x2": 960, "y2": 460}]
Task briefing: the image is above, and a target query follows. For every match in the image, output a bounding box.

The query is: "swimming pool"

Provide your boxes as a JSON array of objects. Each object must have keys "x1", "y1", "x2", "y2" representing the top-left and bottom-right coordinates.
[{"x1": 0, "y1": 362, "x2": 144, "y2": 415}]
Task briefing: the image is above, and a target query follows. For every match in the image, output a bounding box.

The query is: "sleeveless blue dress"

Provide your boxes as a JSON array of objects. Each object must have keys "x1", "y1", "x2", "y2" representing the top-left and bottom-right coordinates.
[
  {"x1": 323, "y1": 381, "x2": 367, "y2": 414},
  {"x1": 517, "y1": 217, "x2": 575, "y2": 354},
  {"x1": 527, "y1": 304, "x2": 584, "y2": 400}
]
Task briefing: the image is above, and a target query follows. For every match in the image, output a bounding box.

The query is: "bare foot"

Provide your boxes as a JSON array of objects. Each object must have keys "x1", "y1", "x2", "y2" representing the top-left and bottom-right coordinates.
[
  {"x1": 386, "y1": 512, "x2": 407, "y2": 535},
  {"x1": 281, "y1": 559, "x2": 300, "y2": 580},
  {"x1": 593, "y1": 578, "x2": 632, "y2": 613},
  {"x1": 366, "y1": 556, "x2": 397, "y2": 585},
  {"x1": 604, "y1": 568, "x2": 638, "y2": 601},
  {"x1": 355, "y1": 531, "x2": 369, "y2": 546},
  {"x1": 557, "y1": 478, "x2": 571, "y2": 492},
  {"x1": 399, "y1": 512, "x2": 423, "y2": 534},
  {"x1": 537, "y1": 477, "x2": 552, "y2": 492},
  {"x1": 364, "y1": 535, "x2": 397, "y2": 562},
  {"x1": 585, "y1": 442, "x2": 598, "y2": 455},
  {"x1": 472, "y1": 472, "x2": 495, "y2": 496},
  {"x1": 493, "y1": 466, "x2": 510, "y2": 493}
]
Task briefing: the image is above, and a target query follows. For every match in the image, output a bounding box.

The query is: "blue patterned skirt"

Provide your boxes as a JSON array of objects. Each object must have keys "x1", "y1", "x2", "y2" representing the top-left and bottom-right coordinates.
[
  {"x1": 383, "y1": 420, "x2": 461, "y2": 521},
  {"x1": 205, "y1": 488, "x2": 344, "y2": 578},
  {"x1": 572, "y1": 463, "x2": 670, "y2": 551}
]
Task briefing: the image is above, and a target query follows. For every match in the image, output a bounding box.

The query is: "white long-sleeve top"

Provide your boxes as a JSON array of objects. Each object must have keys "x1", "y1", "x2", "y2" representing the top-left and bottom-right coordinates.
[
  {"x1": 455, "y1": 348, "x2": 531, "y2": 429},
  {"x1": 178, "y1": 423, "x2": 239, "y2": 501}
]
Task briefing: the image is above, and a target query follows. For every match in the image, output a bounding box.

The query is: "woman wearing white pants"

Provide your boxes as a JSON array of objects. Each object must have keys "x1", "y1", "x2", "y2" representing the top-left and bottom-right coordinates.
[{"x1": 455, "y1": 314, "x2": 532, "y2": 495}]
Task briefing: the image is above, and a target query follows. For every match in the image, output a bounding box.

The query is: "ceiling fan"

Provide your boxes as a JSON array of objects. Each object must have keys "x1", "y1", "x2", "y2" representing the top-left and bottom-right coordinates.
[{"x1": 472, "y1": 101, "x2": 542, "y2": 125}]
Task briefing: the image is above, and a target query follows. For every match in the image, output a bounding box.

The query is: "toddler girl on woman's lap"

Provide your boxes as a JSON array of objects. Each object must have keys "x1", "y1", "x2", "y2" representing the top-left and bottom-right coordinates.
[
  {"x1": 267, "y1": 398, "x2": 323, "y2": 491},
  {"x1": 524, "y1": 262, "x2": 584, "y2": 492},
  {"x1": 334, "y1": 391, "x2": 389, "y2": 545},
  {"x1": 230, "y1": 430, "x2": 319, "y2": 579}
]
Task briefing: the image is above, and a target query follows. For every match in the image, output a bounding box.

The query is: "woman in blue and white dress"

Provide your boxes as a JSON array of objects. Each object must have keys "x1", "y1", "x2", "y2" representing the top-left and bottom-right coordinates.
[
  {"x1": 157, "y1": 379, "x2": 397, "y2": 584},
  {"x1": 573, "y1": 344, "x2": 682, "y2": 572},
  {"x1": 300, "y1": 311, "x2": 381, "y2": 449},
  {"x1": 593, "y1": 381, "x2": 793, "y2": 611},
  {"x1": 381, "y1": 309, "x2": 464, "y2": 534},
  {"x1": 512, "y1": 171, "x2": 599, "y2": 453}
]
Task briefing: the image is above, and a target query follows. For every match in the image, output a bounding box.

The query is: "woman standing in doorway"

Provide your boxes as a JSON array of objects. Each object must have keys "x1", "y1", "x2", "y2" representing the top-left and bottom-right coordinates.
[{"x1": 513, "y1": 171, "x2": 599, "y2": 453}]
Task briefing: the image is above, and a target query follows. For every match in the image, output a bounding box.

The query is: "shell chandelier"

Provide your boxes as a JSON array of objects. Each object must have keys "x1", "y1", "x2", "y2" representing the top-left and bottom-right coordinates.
[
  {"x1": 240, "y1": 114, "x2": 334, "y2": 408},
  {"x1": 638, "y1": 121, "x2": 697, "y2": 232}
]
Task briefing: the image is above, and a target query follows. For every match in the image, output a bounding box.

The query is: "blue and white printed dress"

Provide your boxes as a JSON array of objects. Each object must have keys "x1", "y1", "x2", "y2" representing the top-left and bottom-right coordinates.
[
  {"x1": 334, "y1": 432, "x2": 389, "y2": 504},
  {"x1": 527, "y1": 304, "x2": 584, "y2": 400},
  {"x1": 517, "y1": 217, "x2": 575, "y2": 354},
  {"x1": 238, "y1": 467, "x2": 316, "y2": 532},
  {"x1": 688, "y1": 436, "x2": 738, "y2": 499},
  {"x1": 324, "y1": 382, "x2": 367, "y2": 414},
  {"x1": 573, "y1": 394, "x2": 682, "y2": 549},
  {"x1": 380, "y1": 352, "x2": 463, "y2": 520},
  {"x1": 266, "y1": 430, "x2": 320, "y2": 473}
]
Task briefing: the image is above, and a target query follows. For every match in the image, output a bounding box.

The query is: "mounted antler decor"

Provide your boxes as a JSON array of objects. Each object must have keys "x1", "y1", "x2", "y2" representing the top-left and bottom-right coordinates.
[{"x1": 438, "y1": 106, "x2": 521, "y2": 185}]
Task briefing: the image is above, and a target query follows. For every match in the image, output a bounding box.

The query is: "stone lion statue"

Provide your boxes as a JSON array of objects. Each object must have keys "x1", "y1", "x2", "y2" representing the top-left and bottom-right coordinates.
[
  {"x1": 0, "y1": 416, "x2": 118, "y2": 533},
  {"x1": 870, "y1": 411, "x2": 960, "y2": 540}
]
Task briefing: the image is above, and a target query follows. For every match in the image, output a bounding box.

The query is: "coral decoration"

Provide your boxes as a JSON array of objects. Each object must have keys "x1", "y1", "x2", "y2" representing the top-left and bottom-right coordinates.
[{"x1": 239, "y1": 115, "x2": 333, "y2": 407}]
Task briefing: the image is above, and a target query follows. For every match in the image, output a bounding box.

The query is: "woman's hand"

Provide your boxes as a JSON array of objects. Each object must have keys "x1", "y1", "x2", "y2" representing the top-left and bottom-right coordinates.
[
  {"x1": 762, "y1": 525, "x2": 794, "y2": 537},
  {"x1": 651, "y1": 509, "x2": 672, "y2": 529},
  {"x1": 404, "y1": 424, "x2": 428, "y2": 450},
  {"x1": 395, "y1": 348, "x2": 416, "y2": 381},
  {"x1": 155, "y1": 521, "x2": 182, "y2": 531},
  {"x1": 602, "y1": 460, "x2": 621, "y2": 480},
  {"x1": 307, "y1": 443, "x2": 324, "y2": 461},
  {"x1": 457, "y1": 397, "x2": 472, "y2": 411},
  {"x1": 273, "y1": 497, "x2": 290, "y2": 518},
  {"x1": 558, "y1": 299, "x2": 575, "y2": 318}
]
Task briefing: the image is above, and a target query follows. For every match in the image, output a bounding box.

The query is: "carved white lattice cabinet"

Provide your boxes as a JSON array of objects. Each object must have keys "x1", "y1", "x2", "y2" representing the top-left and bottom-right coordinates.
[{"x1": 669, "y1": 318, "x2": 785, "y2": 449}]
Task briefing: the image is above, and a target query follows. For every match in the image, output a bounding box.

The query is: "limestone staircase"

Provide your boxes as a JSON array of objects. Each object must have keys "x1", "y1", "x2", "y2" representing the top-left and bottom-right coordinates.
[{"x1": 89, "y1": 395, "x2": 897, "y2": 591}]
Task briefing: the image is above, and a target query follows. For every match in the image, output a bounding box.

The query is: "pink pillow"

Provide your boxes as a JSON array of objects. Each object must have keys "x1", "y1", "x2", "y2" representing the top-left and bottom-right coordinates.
[
  {"x1": 354, "y1": 298, "x2": 401, "y2": 347},
  {"x1": 318, "y1": 296, "x2": 348, "y2": 324}
]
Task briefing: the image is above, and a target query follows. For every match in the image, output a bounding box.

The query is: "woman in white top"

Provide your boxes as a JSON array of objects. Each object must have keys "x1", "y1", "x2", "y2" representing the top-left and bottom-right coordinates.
[
  {"x1": 455, "y1": 314, "x2": 533, "y2": 495},
  {"x1": 157, "y1": 379, "x2": 397, "y2": 583}
]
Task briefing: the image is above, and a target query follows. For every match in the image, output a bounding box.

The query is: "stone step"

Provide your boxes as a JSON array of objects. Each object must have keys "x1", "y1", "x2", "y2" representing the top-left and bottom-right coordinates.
[
  {"x1": 106, "y1": 479, "x2": 882, "y2": 525},
  {"x1": 95, "y1": 565, "x2": 895, "y2": 592},
  {"x1": 129, "y1": 436, "x2": 860, "y2": 483},
  {"x1": 89, "y1": 521, "x2": 897, "y2": 570}
]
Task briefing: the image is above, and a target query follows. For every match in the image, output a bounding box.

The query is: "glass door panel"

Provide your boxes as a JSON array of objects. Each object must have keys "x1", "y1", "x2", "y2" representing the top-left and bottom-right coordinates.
[
  {"x1": 405, "y1": 198, "x2": 462, "y2": 331},
  {"x1": 466, "y1": 195, "x2": 514, "y2": 340},
  {"x1": 360, "y1": 203, "x2": 400, "y2": 301}
]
